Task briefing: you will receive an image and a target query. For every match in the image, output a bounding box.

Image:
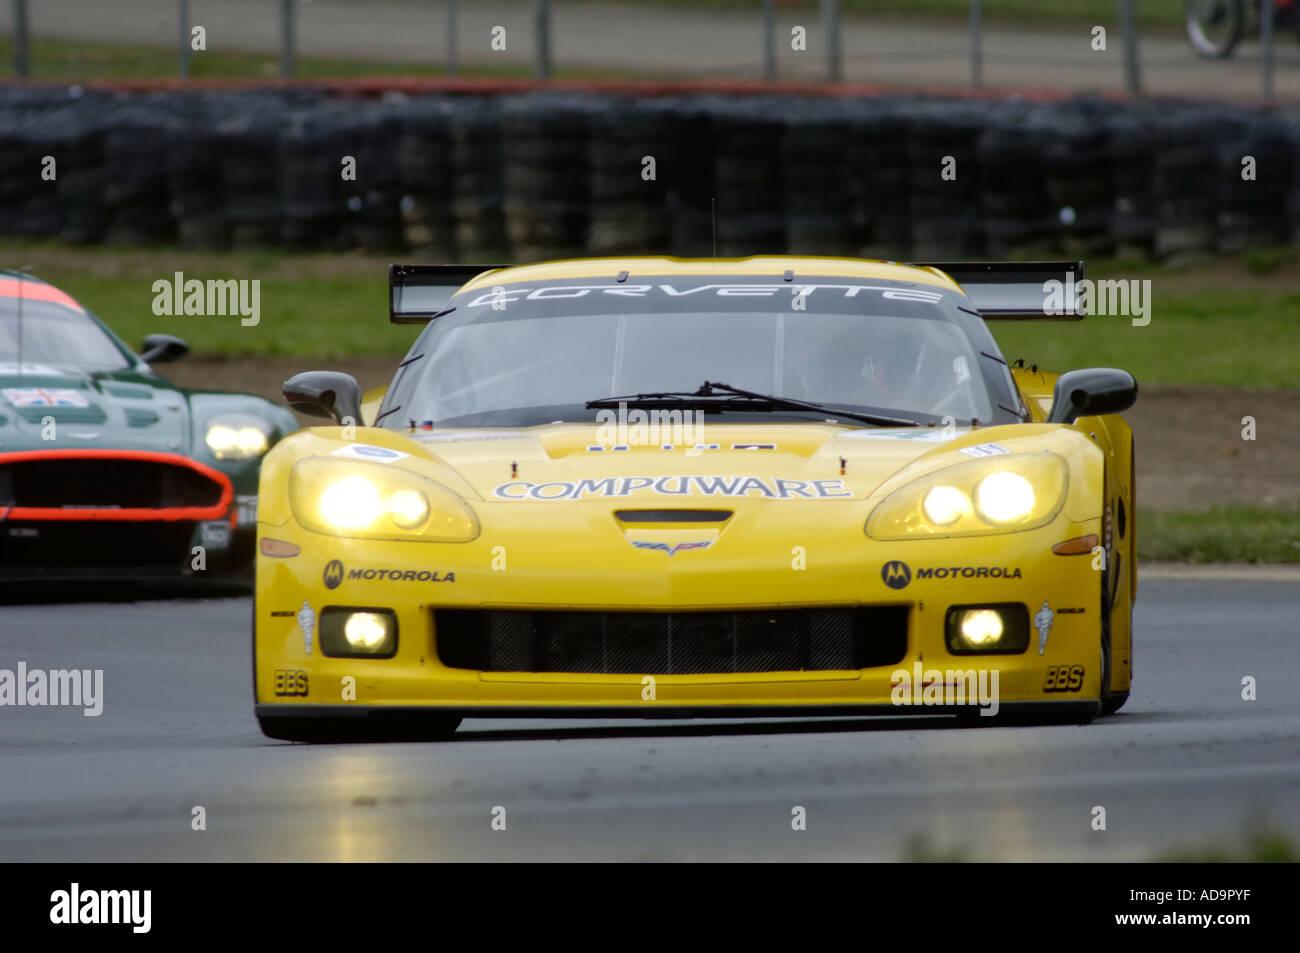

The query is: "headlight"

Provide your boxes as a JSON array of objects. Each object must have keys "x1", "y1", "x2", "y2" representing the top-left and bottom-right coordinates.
[
  {"x1": 319, "y1": 476, "x2": 382, "y2": 529},
  {"x1": 386, "y1": 488, "x2": 430, "y2": 529},
  {"x1": 866, "y1": 452, "x2": 1067, "y2": 540},
  {"x1": 922, "y1": 485, "x2": 969, "y2": 526},
  {"x1": 289, "y1": 457, "x2": 478, "y2": 541},
  {"x1": 974, "y1": 471, "x2": 1035, "y2": 524},
  {"x1": 205, "y1": 416, "x2": 271, "y2": 460}
]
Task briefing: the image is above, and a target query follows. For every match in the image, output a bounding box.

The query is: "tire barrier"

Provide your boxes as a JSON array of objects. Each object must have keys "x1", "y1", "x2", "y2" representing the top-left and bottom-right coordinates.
[{"x1": 3, "y1": 85, "x2": 1299, "y2": 263}]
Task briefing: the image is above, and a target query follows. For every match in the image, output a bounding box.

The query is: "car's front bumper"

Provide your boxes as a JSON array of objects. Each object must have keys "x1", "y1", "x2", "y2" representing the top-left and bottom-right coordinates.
[{"x1": 254, "y1": 508, "x2": 1106, "y2": 719}]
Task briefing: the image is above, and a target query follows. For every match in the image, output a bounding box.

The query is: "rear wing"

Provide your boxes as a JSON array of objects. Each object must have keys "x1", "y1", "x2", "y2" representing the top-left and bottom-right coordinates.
[
  {"x1": 912, "y1": 261, "x2": 1087, "y2": 320},
  {"x1": 389, "y1": 260, "x2": 1087, "y2": 323},
  {"x1": 389, "y1": 264, "x2": 508, "y2": 324}
]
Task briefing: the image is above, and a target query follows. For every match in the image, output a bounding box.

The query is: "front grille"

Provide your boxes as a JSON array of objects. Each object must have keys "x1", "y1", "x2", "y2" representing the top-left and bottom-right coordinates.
[
  {"x1": 0, "y1": 457, "x2": 223, "y2": 509},
  {"x1": 435, "y1": 607, "x2": 908, "y2": 674}
]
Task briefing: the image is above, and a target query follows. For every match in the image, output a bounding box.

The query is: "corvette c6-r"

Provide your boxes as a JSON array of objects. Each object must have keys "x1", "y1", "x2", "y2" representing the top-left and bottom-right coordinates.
[
  {"x1": 253, "y1": 256, "x2": 1137, "y2": 741},
  {"x1": 0, "y1": 271, "x2": 297, "y2": 583}
]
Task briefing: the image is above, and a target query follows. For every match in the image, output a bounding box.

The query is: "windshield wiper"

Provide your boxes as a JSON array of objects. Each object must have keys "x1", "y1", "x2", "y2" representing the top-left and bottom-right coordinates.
[{"x1": 586, "y1": 380, "x2": 920, "y2": 428}]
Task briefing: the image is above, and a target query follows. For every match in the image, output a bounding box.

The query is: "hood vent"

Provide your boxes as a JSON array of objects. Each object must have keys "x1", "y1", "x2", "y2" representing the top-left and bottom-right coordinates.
[{"x1": 614, "y1": 509, "x2": 733, "y2": 523}]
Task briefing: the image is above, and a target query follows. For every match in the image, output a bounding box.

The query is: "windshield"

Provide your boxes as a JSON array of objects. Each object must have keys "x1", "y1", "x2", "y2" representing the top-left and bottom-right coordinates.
[
  {"x1": 0, "y1": 300, "x2": 131, "y2": 369},
  {"x1": 380, "y1": 277, "x2": 1016, "y2": 429}
]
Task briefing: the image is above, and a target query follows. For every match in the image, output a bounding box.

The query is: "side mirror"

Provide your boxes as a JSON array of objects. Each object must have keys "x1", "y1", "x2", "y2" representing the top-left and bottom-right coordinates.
[
  {"x1": 1046, "y1": 368, "x2": 1138, "y2": 425},
  {"x1": 140, "y1": 333, "x2": 189, "y2": 364},
  {"x1": 283, "y1": 371, "x2": 363, "y2": 426}
]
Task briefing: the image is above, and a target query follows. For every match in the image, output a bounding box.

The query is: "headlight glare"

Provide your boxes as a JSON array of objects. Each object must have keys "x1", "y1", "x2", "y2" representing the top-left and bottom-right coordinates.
[
  {"x1": 344, "y1": 612, "x2": 389, "y2": 650},
  {"x1": 320, "y1": 607, "x2": 398, "y2": 658},
  {"x1": 960, "y1": 609, "x2": 1004, "y2": 645},
  {"x1": 205, "y1": 421, "x2": 270, "y2": 460},
  {"x1": 974, "y1": 471, "x2": 1035, "y2": 524},
  {"x1": 945, "y1": 604, "x2": 1030, "y2": 655},
  {"x1": 866, "y1": 452, "x2": 1067, "y2": 540},
  {"x1": 319, "y1": 476, "x2": 382, "y2": 530},
  {"x1": 922, "y1": 485, "x2": 968, "y2": 525},
  {"x1": 386, "y1": 488, "x2": 430, "y2": 529},
  {"x1": 289, "y1": 456, "x2": 478, "y2": 542}
]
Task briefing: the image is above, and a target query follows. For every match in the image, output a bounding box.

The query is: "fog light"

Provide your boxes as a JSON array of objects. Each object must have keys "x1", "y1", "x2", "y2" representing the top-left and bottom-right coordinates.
[
  {"x1": 345, "y1": 612, "x2": 389, "y2": 650},
  {"x1": 320, "y1": 607, "x2": 398, "y2": 658},
  {"x1": 945, "y1": 604, "x2": 1030, "y2": 655},
  {"x1": 960, "y1": 609, "x2": 1003, "y2": 646}
]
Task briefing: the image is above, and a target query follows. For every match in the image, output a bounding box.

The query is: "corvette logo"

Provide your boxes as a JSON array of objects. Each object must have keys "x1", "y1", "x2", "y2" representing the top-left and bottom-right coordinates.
[
  {"x1": 629, "y1": 538, "x2": 712, "y2": 553},
  {"x1": 630, "y1": 539, "x2": 713, "y2": 557}
]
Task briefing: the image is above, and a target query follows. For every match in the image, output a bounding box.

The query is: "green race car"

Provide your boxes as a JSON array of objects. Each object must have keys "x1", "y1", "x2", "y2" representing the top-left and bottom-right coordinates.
[{"x1": 0, "y1": 270, "x2": 297, "y2": 584}]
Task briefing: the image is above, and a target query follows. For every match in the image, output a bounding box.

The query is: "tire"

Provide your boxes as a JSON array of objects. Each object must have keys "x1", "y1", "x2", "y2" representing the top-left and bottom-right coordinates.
[
  {"x1": 258, "y1": 713, "x2": 462, "y2": 743},
  {"x1": 1098, "y1": 546, "x2": 1129, "y2": 717},
  {"x1": 1185, "y1": 0, "x2": 1245, "y2": 59}
]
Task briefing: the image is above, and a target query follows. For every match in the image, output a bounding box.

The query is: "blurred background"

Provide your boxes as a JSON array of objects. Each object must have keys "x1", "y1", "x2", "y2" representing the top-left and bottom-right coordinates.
[
  {"x1": 2, "y1": 0, "x2": 1298, "y2": 96},
  {"x1": 2, "y1": 0, "x2": 1299, "y2": 561}
]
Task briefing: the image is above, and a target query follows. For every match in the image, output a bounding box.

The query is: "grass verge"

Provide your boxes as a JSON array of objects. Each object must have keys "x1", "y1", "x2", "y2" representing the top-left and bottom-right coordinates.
[
  {"x1": 0, "y1": 36, "x2": 655, "y2": 83},
  {"x1": 636, "y1": 1, "x2": 1184, "y2": 30},
  {"x1": 1138, "y1": 507, "x2": 1300, "y2": 563},
  {"x1": 7, "y1": 243, "x2": 1300, "y2": 386}
]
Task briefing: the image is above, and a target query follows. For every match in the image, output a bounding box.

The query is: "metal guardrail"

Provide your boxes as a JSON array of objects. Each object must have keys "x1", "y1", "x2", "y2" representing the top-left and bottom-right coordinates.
[{"x1": 1, "y1": 0, "x2": 1288, "y2": 98}]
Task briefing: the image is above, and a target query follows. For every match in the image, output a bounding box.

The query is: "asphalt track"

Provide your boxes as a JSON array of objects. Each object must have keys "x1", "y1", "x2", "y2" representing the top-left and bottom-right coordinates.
[{"x1": 0, "y1": 575, "x2": 1297, "y2": 862}]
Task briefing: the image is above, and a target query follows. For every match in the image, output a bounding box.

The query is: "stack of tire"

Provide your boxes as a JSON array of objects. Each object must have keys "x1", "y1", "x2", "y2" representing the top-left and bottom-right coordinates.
[
  {"x1": 710, "y1": 98, "x2": 785, "y2": 256},
  {"x1": 1152, "y1": 114, "x2": 1222, "y2": 262},
  {"x1": 661, "y1": 97, "x2": 715, "y2": 258},
  {"x1": 278, "y1": 101, "x2": 346, "y2": 252},
  {"x1": 849, "y1": 105, "x2": 912, "y2": 261},
  {"x1": 2, "y1": 87, "x2": 1300, "y2": 266},
  {"x1": 586, "y1": 98, "x2": 672, "y2": 256},
  {"x1": 217, "y1": 103, "x2": 284, "y2": 249},
  {"x1": 448, "y1": 97, "x2": 508, "y2": 262},
  {"x1": 99, "y1": 97, "x2": 174, "y2": 246},
  {"x1": 1042, "y1": 101, "x2": 1114, "y2": 259},
  {"x1": 978, "y1": 109, "x2": 1052, "y2": 259},
  {"x1": 47, "y1": 92, "x2": 115, "y2": 244},
  {"x1": 501, "y1": 94, "x2": 592, "y2": 263},
  {"x1": 395, "y1": 95, "x2": 457, "y2": 259},
  {"x1": 1216, "y1": 117, "x2": 1292, "y2": 254},
  {"x1": 0, "y1": 98, "x2": 74, "y2": 239},
  {"x1": 906, "y1": 102, "x2": 984, "y2": 260},
  {"x1": 343, "y1": 101, "x2": 407, "y2": 251},
  {"x1": 781, "y1": 99, "x2": 856, "y2": 256},
  {"x1": 1109, "y1": 111, "x2": 1158, "y2": 259},
  {"x1": 1282, "y1": 113, "x2": 1300, "y2": 246},
  {"x1": 167, "y1": 93, "x2": 233, "y2": 249}
]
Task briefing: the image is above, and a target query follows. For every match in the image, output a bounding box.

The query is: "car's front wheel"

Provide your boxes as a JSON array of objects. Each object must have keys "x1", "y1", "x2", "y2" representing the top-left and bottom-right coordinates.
[{"x1": 1099, "y1": 562, "x2": 1129, "y2": 716}]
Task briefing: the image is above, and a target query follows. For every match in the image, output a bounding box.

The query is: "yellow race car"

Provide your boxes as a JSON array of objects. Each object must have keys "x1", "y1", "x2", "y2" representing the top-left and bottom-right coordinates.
[{"x1": 253, "y1": 256, "x2": 1137, "y2": 741}]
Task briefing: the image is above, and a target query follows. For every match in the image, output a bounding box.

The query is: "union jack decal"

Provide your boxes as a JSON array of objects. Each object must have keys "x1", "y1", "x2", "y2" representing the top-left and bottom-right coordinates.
[{"x1": 3, "y1": 387, "x2": 90, "y2": 408}]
